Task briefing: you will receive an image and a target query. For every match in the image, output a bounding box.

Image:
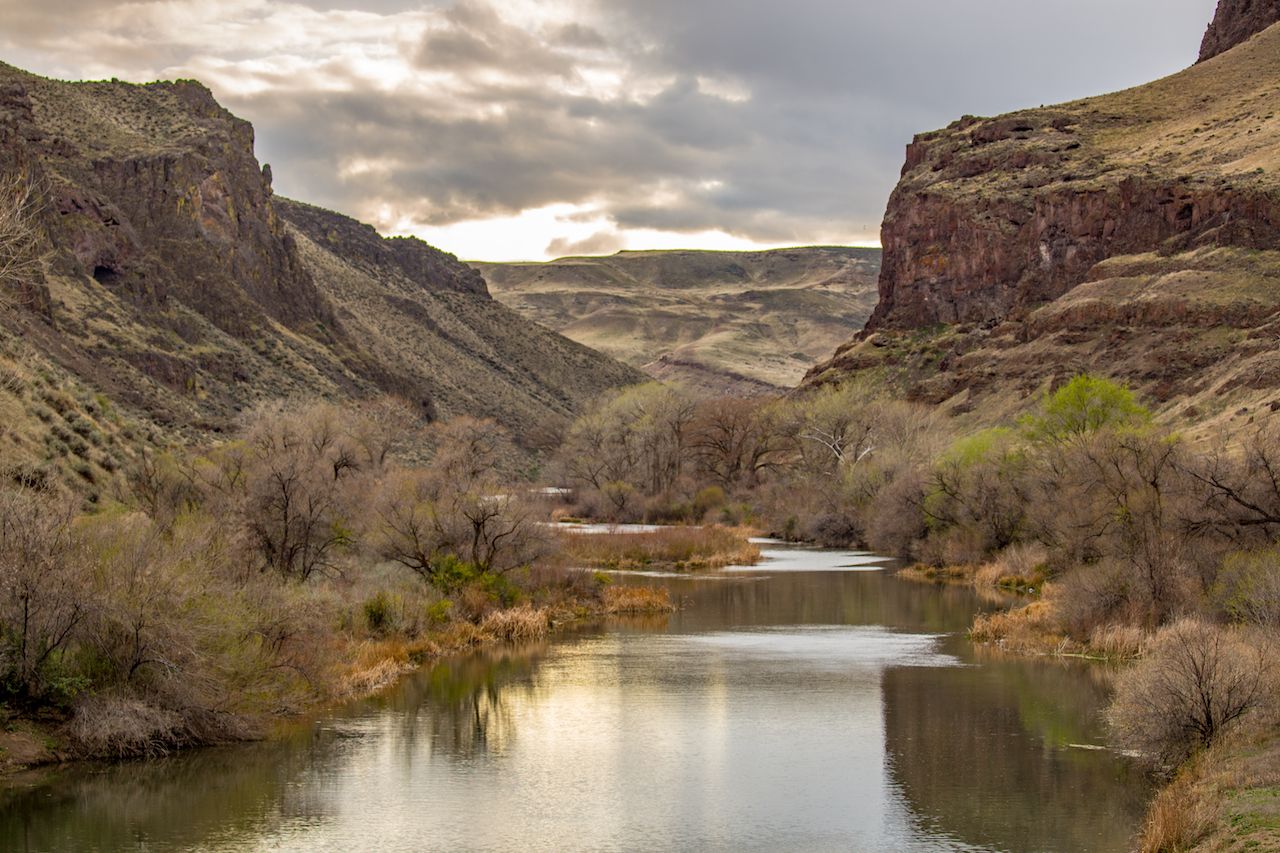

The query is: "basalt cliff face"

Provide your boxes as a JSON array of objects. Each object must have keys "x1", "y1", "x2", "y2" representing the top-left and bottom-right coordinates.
[
  {"x1": 809, "y1": 14, "x2": 1280, "y2": 435},
  {"x1": 863, "y1": 22, "x2": 1280, "y2": 332},
  {"x1": 1200, "y1": 0, "x2": 1280, "y2": 62},
  {"x1": 0, "y1": 62, "x2": 639, "y2": 486}
]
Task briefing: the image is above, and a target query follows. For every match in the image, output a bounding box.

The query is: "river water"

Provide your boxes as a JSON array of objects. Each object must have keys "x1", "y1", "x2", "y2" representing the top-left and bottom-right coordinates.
[{"x1": 0, "y1": 544, "x2": 1149, "y2": 852}]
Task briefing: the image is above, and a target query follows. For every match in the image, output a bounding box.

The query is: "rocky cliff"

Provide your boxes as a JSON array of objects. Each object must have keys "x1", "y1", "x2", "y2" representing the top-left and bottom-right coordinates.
[
  {"x1": 864, "y1": 21, "x2": 1280, "y2": 332},
  {"x1": 1200, "y1": 0, "x2": 1280, "y2": 61},
  {"x1": 479, "y1": 247, "x2": 880, "y2": 394},
  {"x1": 0, "y1": 62, "x2": 639, "y2": 486},
  {"x1": 808, "y1": 10, "x2": 1280, "y2": 436}
]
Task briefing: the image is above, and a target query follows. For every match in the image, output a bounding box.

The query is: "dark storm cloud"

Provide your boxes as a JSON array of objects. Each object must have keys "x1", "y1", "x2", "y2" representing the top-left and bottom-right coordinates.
[{"x1": 0, "y1": 0, "x2": 1218, "y2": 252}]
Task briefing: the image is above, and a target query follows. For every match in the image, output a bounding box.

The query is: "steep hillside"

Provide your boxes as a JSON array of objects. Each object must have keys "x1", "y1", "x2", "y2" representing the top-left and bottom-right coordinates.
[
  {"x1": 478, "y1": 247, "x2": 880, "y2": 394},
  {"x1": 0, "y1": 62, "x2": 639, "y2": 486},
  {"x1": 808, "y1": 17, "x2": 1280, "y2": 436}
]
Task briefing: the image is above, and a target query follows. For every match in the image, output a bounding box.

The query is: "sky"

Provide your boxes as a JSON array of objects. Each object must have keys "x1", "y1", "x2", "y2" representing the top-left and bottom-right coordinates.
[{"x1": 1, "y1": 0, "x2": 1217, "y2": 261}]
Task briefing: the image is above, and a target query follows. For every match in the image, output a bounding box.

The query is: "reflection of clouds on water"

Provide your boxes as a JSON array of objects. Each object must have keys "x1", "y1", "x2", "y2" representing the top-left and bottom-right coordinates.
[
  {"x1": 722, "y1": 547, "x2": 895, "y2": 573},
  {"x1": 1, "y1": 551, "x2": 1147, "y2": 853},
  {"x1": 682, "y1": 626, "x2": 962, "y2": 670}
]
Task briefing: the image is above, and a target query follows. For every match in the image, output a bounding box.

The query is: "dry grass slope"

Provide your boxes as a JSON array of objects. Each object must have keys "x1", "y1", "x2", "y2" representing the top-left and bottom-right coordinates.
[{"x1": 480, "y1": 247, "x2": 880, "y2": 393}]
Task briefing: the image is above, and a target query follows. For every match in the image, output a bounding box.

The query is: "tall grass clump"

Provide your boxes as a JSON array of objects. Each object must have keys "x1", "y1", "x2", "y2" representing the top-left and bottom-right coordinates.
[
  {"x1": 601, "y1": 585, "x2": 675, "y2": 614},
  {"x1": 560, "y1": 526, "x2": 760, "y2": 571}
]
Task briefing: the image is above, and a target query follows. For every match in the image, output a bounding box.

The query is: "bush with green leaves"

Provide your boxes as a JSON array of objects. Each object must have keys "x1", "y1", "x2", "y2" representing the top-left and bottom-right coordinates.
[{"x1": 1020, "y1": 374, "x2": 1150, "y2": 444}]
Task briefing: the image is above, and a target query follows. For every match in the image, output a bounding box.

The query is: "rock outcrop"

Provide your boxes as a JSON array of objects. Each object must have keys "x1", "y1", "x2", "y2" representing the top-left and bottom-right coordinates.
[
  {"x1": 861, "y1": 21, "x2": 1280, "y2": 333},
  {"x1": 1200, "y1": 0, "x2": 1280, "y2": 62},
  {"x1": 807, "y1": 7, "x2": 1280, "y2": 437}
]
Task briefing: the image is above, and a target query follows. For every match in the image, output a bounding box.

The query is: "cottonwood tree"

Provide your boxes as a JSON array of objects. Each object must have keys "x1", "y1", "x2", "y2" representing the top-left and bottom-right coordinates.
[
  {"x1": 923, "y1": 428, "x2": 1031, "y2": 563},
  {"x1": 1185, "y1": 427, "x2": 1280, "y2": 547},
  {"x1": 557, "y1": 383, "x2": 697, "y2": 516},
  {"x1": 690, "y1": 397, "x2": 786, "y2": 490}
]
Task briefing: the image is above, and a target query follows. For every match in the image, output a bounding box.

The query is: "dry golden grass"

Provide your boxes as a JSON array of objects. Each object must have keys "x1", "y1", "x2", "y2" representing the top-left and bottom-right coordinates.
[
  {"x1": 481, "y1": 605, "x2": 551, "y2": 642},
  {"x1": 968, "y1": 600, "x2": 1075, "y2": 655},
  {"x1": 1140, "y1": 759, "x2": 1223, "y2": 853},
  {"x1": 560, "y1": 525, "x2": 760, "y2": 571},
  {"x1": 973, "y1": 543, "x2": 1049, "y2": 591},
  {"x1": 897, "y1": 563, "x2": 976, "y2": 584},
  {"x1": 335, "y1": 616, "x2": 528, "y2": 699},
  {"x1": 1088, "y1": 623, "x2": 1147, "y2": 660},
  {"x1": 601, "y1": 585, "x2": 675, "y2": 614}
]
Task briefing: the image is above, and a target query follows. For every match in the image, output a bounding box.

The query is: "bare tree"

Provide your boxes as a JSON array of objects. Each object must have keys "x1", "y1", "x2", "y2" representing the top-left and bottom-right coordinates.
[
  {"x1": 0, "y1": 486, "x2": 87, "y2": 701},
  {"x1": 191, "y1": 401, "x2": 373, "y2": 581},
  {"x1": 0, "y1": 172, "x2": 47, "y2": 308},
  {"x1": 691, "y1": 397, "x2": 786, "y2": 489},
  {"x1": 378, "y1": 418, "x2": 547, "y2": 584}
]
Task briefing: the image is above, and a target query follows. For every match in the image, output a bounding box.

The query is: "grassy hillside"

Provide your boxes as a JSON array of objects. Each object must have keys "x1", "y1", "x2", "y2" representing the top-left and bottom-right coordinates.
[
  {"x1": 0, "y1": 61, "x2": 640, "y2": 492},
  {"x1": 478, "y1": 247, "x2": 880, "y2": 394}
]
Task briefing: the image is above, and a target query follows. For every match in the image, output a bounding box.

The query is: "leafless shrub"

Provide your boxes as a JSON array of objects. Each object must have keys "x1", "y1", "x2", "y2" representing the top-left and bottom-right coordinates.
[
  {"x1": 864, "y1": 466, "x2": 929, "y2": 557},
  {"x1": 0, "y1": 171, "x2": 47, "y2": 308},
  {"x1": 1213, "y1": 547, "x2": 1280, "y2": 633},
  {"x1": 0, "y1": 486, "x2": 87, "y2": 701},
  {"x1": 1108, "y1": 619, "x2": 1271, "y2": 768}
]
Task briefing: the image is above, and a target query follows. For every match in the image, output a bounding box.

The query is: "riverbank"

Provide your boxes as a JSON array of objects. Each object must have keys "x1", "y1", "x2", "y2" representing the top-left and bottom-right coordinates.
[
  {"x1": 0, "y1": 541, "x2": 1149, "y2": 851},
  {"x1": 0, "y1": 583, "x2": 674, "y2": 778},
  {"x1": 901, "y1": 555, "x2": 1280, "y2": 852}
]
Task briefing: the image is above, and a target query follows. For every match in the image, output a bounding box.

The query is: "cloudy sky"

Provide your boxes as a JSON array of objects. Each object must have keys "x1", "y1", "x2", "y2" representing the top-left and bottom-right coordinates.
[{"x1": 2, "y1": 0, "x2": 1216, "y2": 260}]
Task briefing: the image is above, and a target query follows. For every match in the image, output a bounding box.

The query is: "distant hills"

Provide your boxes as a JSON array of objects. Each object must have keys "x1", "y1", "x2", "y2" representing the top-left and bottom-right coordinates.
[{"x1": 478, "y1": 247, "x2": 880, "y2": 395}]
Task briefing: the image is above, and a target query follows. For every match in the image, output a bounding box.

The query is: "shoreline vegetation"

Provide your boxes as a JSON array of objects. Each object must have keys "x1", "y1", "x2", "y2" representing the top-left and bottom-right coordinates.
[
  {"x1": 544, "y1": 375, "x2": 1280, "y2": 851},
  {"x1": 557, "y1": 525, "x2": 762, "y2": 572},
  {"x1": 7, "y1": 373, "x2": 1280, "y2": 849},
  {"x1": 0, "y1": 400, "x2": 674, "y2": 777}
]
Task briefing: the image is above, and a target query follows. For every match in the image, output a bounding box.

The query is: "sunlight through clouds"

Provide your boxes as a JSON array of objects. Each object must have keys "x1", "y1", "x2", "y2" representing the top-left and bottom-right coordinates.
[{"x1": 0, "y1": 0, "x2": 1214, "y2": 259}]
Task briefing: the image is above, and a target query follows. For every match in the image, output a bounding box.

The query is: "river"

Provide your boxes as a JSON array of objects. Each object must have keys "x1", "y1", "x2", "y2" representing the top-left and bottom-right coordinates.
[{"x1": 0, "y1": 543, "x2": 1149, "y2": 852}]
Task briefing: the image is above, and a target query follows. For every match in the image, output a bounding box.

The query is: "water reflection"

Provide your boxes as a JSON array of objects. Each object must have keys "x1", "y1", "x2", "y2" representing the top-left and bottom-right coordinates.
[{"x1": 0, "y1": 547, "x2": 1148, "y2": 852}]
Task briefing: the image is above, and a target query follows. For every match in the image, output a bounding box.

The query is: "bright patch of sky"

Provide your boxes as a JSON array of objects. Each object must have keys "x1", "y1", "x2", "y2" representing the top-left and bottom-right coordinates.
[{"x1": 0, "y1": 0, "x2": 1216, "y2": 260}]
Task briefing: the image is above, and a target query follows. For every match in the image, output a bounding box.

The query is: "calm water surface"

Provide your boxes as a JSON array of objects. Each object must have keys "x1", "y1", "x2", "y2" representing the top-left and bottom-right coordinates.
[{"x1": 0, "y1": 545, "x2": 1149, "y2": 852}]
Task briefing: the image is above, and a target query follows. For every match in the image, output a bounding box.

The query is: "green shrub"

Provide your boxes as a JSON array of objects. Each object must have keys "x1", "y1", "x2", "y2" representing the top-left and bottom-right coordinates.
[
  {"x1": 424, "y1": 599, "x2": 453, "y2": 626},
  {"x1": 1021, "y1": 374, "x2": 1149, "y2": 444},
  {"x1": 1214, "y1": 548, "x2": 1280, "y2": 631},
  {"x1": 363, "y1": 592, "x2": 393, "y2": 635}
]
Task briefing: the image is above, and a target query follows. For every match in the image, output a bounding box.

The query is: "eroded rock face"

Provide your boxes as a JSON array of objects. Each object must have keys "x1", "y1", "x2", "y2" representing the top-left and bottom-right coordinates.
[
  {"x1": 869, "y1": 126, "x2": 1280, "y2": 330},
  {"x1": 0, "y1": 61, "x2": 639, "y2": 446},
  {"x1": 864, "y1": 23, "x2": 1280, "y2": 333},
  {"x1": 0, "y1": 67, "x2": 332, "y2": 335},
  {"x1": 1200, "y1": 0, "x2": 1280, "y2": 62}
]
